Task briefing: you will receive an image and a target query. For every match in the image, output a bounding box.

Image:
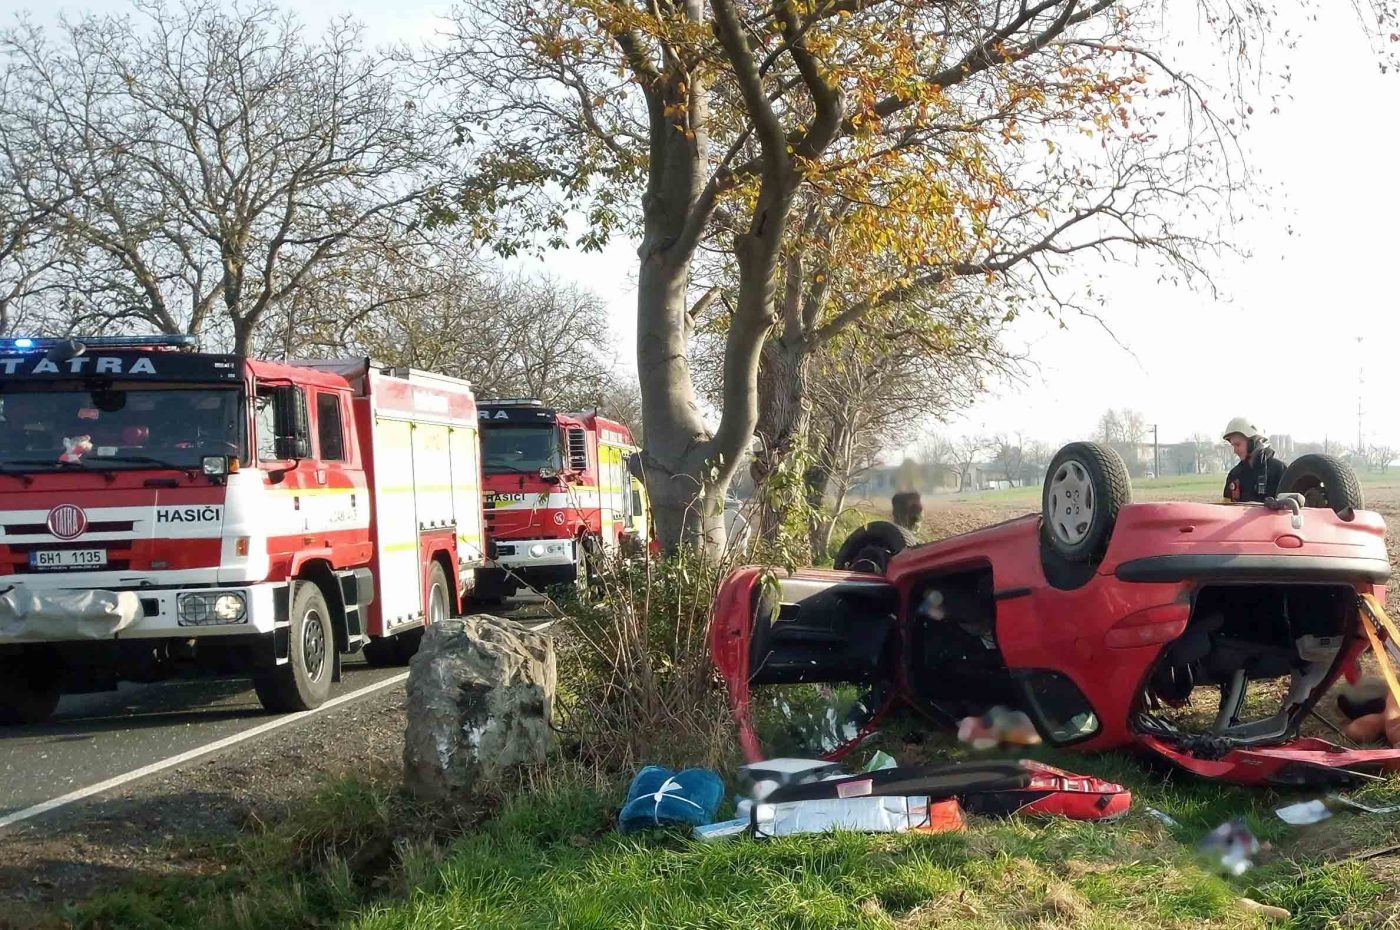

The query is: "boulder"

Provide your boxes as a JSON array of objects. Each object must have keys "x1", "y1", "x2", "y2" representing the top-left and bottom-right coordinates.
[{"x1": 403, "y1": 615, "x2": 556, "y2": 802}]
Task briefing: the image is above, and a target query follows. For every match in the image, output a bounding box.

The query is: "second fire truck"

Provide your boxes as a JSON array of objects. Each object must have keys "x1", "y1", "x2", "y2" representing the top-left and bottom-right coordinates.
[{"x1": 475, "y1": 399, "x2": 648, "y2": 600}]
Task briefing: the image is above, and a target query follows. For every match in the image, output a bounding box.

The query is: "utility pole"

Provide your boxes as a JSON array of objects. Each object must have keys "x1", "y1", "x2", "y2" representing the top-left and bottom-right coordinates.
[
  {"x1": 1357, "y1": 335, "x2": 1365, "y2": 455},
  {"x1": 1153, "y1": 424, "x2": 1160, "y2": 478}
]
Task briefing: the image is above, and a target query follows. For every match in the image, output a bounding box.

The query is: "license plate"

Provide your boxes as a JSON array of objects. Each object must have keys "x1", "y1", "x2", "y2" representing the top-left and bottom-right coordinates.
[{"x1": 29, "y1": 548, "x2": 108, "y2": 570}]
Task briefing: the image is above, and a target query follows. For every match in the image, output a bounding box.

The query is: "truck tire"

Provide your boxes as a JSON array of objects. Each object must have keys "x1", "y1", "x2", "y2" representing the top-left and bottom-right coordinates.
[
  {"x1": 1279, "y1": 454, "x2": 1364, "y2": 521},
  {"x1": 255, "y1": 583, "x2": 334, "y2": 713},
  {"x1": 1041, "y1": 441, "x2": 1132, "y2": 563},
  {"x1": 0, "y1": 654, "x2": 61, "y2": 725},
  {"x1": 833, "y1": 521, "x2": 918, "y2": 574}
]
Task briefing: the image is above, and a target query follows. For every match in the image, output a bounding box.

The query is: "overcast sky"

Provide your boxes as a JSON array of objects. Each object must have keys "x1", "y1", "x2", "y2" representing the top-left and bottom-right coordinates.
[{"x1": 10, "y1": 0, "x2": 1397, "y2": 453}]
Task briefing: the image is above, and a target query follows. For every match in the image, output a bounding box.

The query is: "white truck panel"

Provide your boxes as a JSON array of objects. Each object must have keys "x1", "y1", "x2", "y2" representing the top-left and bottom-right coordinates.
[{"x1": 369, "y1": 416, "x2": 423, "y2": 628}]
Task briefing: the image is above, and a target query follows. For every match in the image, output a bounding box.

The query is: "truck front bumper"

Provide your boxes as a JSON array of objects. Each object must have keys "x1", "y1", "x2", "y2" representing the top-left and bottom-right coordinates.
[
  {"x1": 0, "y1": 581, "x2": 284, "y2": 644},
  {"x1": 493, "y1": 537, "x2": 576, "y2": 569},
  {"x1": 484, "y1": 538, "x2": 579, "y2": 590}
]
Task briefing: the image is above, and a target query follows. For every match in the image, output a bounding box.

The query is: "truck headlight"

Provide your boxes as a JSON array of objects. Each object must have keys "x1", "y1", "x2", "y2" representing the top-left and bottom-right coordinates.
[
  {"x1": 529, "y1": 544, "x2": 547, "y2": 558},
  {"x1": 178, "y1": 591, "x2": 247, "y2": 626}
]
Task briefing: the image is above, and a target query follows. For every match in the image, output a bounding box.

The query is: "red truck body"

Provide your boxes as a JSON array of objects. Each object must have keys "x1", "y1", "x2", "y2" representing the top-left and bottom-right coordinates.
[{"x1": 0, "y1": 338, "x2": 485, "y2": 722}]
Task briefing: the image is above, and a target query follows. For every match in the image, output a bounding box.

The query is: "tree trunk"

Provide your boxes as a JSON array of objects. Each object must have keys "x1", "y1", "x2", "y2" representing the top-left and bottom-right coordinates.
[
  {"x1": 804, "y1": 457, "x2": 833, "y2": 559},
  {"x1": 232, "y1": 316, "x2": 255, "y2": 357},
  {"x1": 750, "y1": 334, "x2": 810, "y2": 537},
  {"x1": 636, "y1": 247, "x2": 728, "y2": 554}
]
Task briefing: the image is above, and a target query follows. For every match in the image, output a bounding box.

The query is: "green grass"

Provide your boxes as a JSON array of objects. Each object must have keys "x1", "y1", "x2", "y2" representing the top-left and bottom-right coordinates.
[{"x1": 61, "y1": 744, "x2": 1400, "y2": 930}]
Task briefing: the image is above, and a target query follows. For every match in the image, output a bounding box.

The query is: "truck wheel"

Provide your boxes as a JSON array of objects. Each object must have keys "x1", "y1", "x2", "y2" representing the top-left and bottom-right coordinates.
[
  {"x1": 426, "y1": 561, "x2": 451, "y2": 625},
  {"x1": 1279, "y1": 454, "x2": 1364, "y2": 521},
  {"x1": 255, "y1": 583, "x2": 334, "y2": 713},
  {"x1": 574, "y1": 534, "x2": 603, "y2": 599},
  {"x1": 1041, "y1": 441, "x2": 1132, "y2": 563},
  {"x1": 0, "y1": 654, "x2": 61, "y2": 725},
  {"x1": 365, "y1": 563, "x2": 448, "y2": 666},
  {"x1": 833, "y1": 521, "x2": 918, "y2": 573}
]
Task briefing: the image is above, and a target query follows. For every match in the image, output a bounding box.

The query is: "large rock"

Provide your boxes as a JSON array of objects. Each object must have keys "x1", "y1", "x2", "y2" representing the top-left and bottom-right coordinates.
[{"x1": 403, "y1": 615, "x2": 556, "y2": 802}]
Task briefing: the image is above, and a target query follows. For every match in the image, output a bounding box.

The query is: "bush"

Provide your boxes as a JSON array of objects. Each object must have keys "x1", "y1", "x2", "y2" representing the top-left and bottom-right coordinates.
[{"x1": 548, "y1": 547, "x2": 742, "y2": 775}]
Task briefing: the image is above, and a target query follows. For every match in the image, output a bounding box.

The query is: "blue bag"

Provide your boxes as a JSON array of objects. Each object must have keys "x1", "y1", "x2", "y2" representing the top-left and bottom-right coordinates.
[{"x1": 617, "y1": 765, "x2": 724, "y2": 833}]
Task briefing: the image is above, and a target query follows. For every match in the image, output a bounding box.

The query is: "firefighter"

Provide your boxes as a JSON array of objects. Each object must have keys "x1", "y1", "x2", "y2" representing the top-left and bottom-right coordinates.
[{"x1": 1221, "y1": 417, "x2": 1286, "y2": 503}]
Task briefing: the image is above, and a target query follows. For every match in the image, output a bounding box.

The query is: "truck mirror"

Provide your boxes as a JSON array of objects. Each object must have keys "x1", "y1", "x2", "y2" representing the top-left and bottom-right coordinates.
[
  {"x1": 626, "y1": 452, "x2": 644, "y2": 480},
  {"x1": 566, "y1": 427, "x2": 588, "y2": 471},
  {"x1": 272, "y1": 386, "x2": 311, "y2": 461},
  {"x1": 275, "y1": 435, "x2": 310, "y2": 460}
]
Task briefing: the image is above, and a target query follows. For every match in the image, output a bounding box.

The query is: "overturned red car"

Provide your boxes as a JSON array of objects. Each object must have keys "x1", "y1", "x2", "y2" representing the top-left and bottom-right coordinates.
[{"x1": 711, "y1": 442, "x2": 1400, "y2": 785}]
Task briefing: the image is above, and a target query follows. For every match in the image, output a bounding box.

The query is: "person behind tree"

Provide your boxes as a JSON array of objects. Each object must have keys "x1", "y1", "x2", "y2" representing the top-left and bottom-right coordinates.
[{"x1": 891, "y1": 491, "x2": 923, "y2": 531}]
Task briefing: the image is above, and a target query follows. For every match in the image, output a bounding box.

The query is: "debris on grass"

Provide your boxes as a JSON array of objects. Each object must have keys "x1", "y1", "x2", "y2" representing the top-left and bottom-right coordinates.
[
  {"x1": 1197, "y1": 818, "x2": 1262, "y2": 876},
  {"x1": 1237, "y1": 896, "x2": 1291, "y2": 922}
]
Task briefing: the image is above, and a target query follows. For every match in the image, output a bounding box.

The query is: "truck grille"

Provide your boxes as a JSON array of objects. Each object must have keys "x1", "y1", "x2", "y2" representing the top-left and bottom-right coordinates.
[{"x1": 2, "y1": 520, "x2": 137, "y2": 537}]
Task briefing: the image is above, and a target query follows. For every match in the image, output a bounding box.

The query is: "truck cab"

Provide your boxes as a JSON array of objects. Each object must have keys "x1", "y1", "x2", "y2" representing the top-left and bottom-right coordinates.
[{"x1": 476, "y1": 399, "x2": 647, "y2": 600}]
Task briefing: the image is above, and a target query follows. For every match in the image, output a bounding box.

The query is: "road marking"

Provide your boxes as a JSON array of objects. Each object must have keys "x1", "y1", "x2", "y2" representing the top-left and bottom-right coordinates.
[{"x1": 0, "y1": 671, "x2": 410, "y2": 830}]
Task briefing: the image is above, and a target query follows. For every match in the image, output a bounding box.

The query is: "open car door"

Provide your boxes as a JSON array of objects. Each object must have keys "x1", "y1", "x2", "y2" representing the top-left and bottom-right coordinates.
[{"x1": 710, "y1": 567, "x2": 900, "y2": 762}]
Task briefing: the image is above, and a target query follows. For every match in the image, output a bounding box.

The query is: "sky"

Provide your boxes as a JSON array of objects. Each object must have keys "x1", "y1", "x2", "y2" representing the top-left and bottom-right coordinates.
[{"x1": 9, "y1": 0, "x2": 1399, "y2": 453}]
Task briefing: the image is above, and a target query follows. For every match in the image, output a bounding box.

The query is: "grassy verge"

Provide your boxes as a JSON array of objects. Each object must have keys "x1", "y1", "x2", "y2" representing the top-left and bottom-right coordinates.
[{"x1": 60, "y1": 732, "x2": 1400, "y2": 930}]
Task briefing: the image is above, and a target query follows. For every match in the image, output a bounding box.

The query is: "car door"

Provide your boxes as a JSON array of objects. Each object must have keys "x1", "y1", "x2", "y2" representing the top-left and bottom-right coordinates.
[{"x1": 710, "y1": 567, "x2": 901, "y2": 762}]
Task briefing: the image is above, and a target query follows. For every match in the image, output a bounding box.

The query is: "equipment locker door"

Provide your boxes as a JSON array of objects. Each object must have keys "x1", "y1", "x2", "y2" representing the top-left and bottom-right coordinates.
[
  {"x1": 371, "y1": 416, "x2": 422, "y2": 628},
  {"x1": 410, "y1": 421, "x2": 454, "y2": 534},
  {"x1": 448, "y1": 425, "x2": 484, "y2": 567}
]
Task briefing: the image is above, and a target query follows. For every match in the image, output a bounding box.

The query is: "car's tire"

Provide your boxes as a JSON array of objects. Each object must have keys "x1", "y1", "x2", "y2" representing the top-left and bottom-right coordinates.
[
  {"x1": 255, "y1": 583, "x2": 335, "y2": 713},
  {"x1": 1279, "y1": 454, "x2": 1364, "y2": 521},
  {"x1": 833, "y1": 521, "x2": 918, "y2": 574},
  {"x1": 0, "y1": 654, "x2": 61, "y2": 725},
  {"x1": 1041, "y1": 441, "x2": 1132, "y2": 563}
]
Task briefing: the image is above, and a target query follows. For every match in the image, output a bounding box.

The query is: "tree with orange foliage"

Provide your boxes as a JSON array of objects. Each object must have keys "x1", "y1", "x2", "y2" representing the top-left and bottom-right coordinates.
[{"x1": 438, "y1": 0, "x2": 1394, "y2": 554}]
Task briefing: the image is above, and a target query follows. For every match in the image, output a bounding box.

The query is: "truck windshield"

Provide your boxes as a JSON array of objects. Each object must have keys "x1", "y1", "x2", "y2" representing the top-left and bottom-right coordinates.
[
  {"x1": 481, "y1": 426, "x2": 559, "y2": 474},
  {"x1": 0, "y1": 384, "x2": 245, "y2": 471}
]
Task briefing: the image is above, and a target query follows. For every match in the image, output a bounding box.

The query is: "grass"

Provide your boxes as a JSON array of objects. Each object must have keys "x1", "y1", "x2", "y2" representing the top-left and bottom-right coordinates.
[{"x1": 59, "y1": 733, "x2": 1400, "y2": 930}]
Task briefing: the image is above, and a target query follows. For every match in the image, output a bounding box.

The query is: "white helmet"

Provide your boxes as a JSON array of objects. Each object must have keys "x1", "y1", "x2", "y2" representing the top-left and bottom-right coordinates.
[{"x1": 1222, "y1": 417, "x2": 1261, "y2": 441}]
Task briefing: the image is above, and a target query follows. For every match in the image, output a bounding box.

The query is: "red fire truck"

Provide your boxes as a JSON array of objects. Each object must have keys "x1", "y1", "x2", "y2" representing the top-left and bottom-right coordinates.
[
  {"x1": 0, "y1": 336, "x2": 486, "y2": 723},
  {"x1": 476, "y1": 399, "x2": 648, "y2": 600}
]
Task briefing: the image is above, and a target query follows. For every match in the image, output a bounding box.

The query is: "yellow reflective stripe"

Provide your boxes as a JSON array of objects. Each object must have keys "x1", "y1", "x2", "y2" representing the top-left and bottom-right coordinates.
[{"x1": 379, "y1": 484, "x2": 477, "y2": 495}]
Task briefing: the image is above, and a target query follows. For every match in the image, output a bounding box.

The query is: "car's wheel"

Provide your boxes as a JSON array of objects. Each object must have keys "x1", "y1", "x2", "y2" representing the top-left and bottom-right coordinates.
[
  {"x1": 0, "y1": 653, "x2": 61, "y2": 725},
  {"x1": 1041, "y1": 441, "x2": 1132, "y2": 563},
  {"x1": 1279, "y1": 454, "x2": 1364, "y2": 521},
  {"x1": 255, "y1": 583, "x2": 334, "y2": 713},
  {"x1": 833, "y1": 521, "x2": 918, "y2": 574}
]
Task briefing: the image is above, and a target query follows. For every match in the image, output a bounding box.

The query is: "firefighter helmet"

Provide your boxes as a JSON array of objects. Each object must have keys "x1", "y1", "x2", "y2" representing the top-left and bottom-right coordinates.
[{"x1": 1222, "y1": 417, "x2": 1262, "y2": 441}]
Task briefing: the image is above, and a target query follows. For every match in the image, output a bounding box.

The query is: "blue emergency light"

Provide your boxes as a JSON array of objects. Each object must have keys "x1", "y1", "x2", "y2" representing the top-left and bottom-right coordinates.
[{"x1": 0, "y1": 334, "x2": 197, "y2": 352}]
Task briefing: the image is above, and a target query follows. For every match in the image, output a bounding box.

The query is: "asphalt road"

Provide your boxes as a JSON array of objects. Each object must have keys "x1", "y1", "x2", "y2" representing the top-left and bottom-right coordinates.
[
  {"x1": 0, "y1": 596, "x2": 552, "y2": 824},
  {"x1": 0, "y1": 659, "x2": 408, "y2": 819}
]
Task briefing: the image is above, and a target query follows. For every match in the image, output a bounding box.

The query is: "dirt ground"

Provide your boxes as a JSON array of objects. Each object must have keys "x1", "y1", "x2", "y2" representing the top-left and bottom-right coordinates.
[{"x1": 0, "y1": 687, "x2": 408, "y2": 923}]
